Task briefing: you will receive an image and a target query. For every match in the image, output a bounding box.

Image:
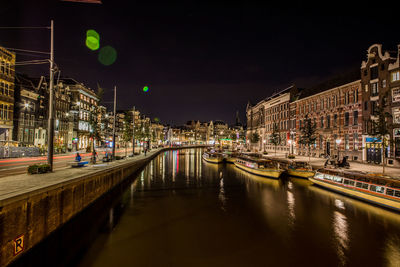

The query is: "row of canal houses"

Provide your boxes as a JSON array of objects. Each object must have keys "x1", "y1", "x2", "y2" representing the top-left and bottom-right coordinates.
[
  {"x1": 0, "y1": 46, "x2": 161, "y2": 156},
  {"x1": 246, "y1": 43, "x2": 400, "y2": 167}
]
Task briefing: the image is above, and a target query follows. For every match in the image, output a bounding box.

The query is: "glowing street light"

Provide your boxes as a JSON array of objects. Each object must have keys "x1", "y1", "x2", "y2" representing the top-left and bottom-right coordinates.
[{"x1": 336, "y1": 139, "x2": 342, "y2": 160}]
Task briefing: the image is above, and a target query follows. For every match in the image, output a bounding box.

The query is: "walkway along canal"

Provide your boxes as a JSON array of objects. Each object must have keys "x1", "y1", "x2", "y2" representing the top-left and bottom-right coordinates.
[{"x1": 11, "y1": 148, "x2": 400, "y2": 267}]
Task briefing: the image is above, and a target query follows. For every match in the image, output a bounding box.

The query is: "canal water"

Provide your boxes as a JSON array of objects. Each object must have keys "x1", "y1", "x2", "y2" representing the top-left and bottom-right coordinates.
[{"x1": 77, "y1": 148, "x2": 400, "y2": 267}]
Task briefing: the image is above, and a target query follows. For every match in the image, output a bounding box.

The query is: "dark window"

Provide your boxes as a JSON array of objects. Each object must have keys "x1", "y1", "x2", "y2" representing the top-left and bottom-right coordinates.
[
  {"x1": 364, "y1": 101, "x2": 368, "y2": 110},
  {"x1": 364, "y1": 70, "x2": 368, "y2": 76},
  {"x1": 334, "y1": 114, "x2": 338, "y2": 127},
  {"x1": 386, "y1": 188, "x2": 394, "y2": 196},
  {"x1": 371, "y1": 101, "x2": 377, "y2": 115},
  {"x1": 320, "y1": 117, "x2": 324, "y2": 128},
  {"x1": 380, "y1": 64, "x2": 385, "y2": 71},
  {"x1": 345, "y1": 112, "x2": 349, "y2": 126},
  {"x1": 327, "y1": 115, "x2": 330, "y2": 128},
  {"x1": 353, "y1": 111, "x2": 358, "y2": 125},
  {"x1": 371, "y1": 66, "x2": 378, "y2": 80}
]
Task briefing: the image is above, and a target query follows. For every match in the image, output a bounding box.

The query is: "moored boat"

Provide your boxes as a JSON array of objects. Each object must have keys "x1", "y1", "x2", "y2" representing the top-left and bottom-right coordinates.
[
  {"x1": 310, "y1": 169, "x2": 400, "y2": 212},
  {"x1": 202, "y1": 150, "x2": 225, "y2": 164},
  {"x1": 234, "y1": 155, "x2": 284, "y2": 179},
  {"x1": 270, "y1": 158, "x2": 315, "y2": 179},
  {"x1": 222, "y1": 151, "x2": 240, "y2": 164},
  {"x1": 287, "y1": 160, "x2": 315, "y2": 179}
]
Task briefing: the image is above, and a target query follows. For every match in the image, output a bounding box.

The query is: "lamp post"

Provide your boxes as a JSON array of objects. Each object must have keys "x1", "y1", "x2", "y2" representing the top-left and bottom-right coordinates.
[
  {"x1": 336, "y1": 138, "x2": 342, "y2": 160},
  {"x1": 288, "y1": 139, "x2": 293, "y2": 155}
]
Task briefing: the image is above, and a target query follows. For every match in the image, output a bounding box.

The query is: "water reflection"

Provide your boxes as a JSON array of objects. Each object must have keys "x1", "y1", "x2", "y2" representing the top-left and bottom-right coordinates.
[
  {"x1": 77, "y1": 148, "x2": 400, "y2": 267},
  {"x1": 385, "y1": 236, "x2": 400, "y2": 267},
  {"x1": 287, "y1": 190, "x2": 295, "y2": 225},
  {"x1": 333, "y1": 211, "x2": 349, "y2": 265},
  {"x1": 218, "y1": 174, "x2": 227, "y2": 212}
]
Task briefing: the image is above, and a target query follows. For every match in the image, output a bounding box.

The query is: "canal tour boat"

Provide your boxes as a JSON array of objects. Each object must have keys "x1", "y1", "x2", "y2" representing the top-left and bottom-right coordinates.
[
  {"x1": 287, "y1": 160, "x2": 315, "y2": 179},
  {"x1": 202, "y1": 150, "x2": 225, "y2": 164},
  {"x1": 310, "y1": 169, "x2": 400, "y2": 212},
  {"x1": 270, "y1": 158, "x2": 315, "y2": 179},
  {"x1": 234, "y1": 155, "x2": 284, "y2": 179}
]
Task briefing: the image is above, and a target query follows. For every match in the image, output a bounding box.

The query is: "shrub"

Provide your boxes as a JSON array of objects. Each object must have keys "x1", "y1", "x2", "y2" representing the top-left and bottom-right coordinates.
[
  {"x1": 27, "y1": 164, "x2": 39, "y2": 174},
  {"x1": 288, "y1": 154, "x2": 296, "y2": 159},
  {"x1": 115, "y1": 156, "x2": 123, "y2": 160},
  {"x1": 28, "y1": 164, "x2": 51, "y2": 174},
  {"x1": 38, "y1": 164, "x2": 51, "y2": 173},
  {"x1": 263, "y1": 151, "x2": 268, "y2": 155}
]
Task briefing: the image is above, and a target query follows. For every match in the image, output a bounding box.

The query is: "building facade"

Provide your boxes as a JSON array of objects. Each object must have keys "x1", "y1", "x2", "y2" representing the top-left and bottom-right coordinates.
[
  {"x1": 360, "y1": 44, "x2": 398, "y2": 166},
  {"x1": 294, "y1": 80, "x2": 362, "y2": 161},
  {"x1": 0, "y1": 47, "x2": 15, "y2": 146},
  {"x1": 65, "y1": 78, "x2": 99, "y2": 150},
  {"x1": 13, "y1": 75, "x2": 39, "y2": 147}
]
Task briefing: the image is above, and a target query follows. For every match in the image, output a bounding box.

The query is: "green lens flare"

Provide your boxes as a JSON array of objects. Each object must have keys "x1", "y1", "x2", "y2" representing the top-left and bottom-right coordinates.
[
  {"x1": 143, "y1": 86, "x2": 149, "y2": 92},
  {"x1": 85, "y1": 29, "x2": 100, "y2": 51},
  {"x1": 98, "y1": 46, "x2": 117, "y2": 66},
  {"x1": 86, "y1": 36, "x2": 100, "y2": 50},
  {"x1": 86, "y1": 29, "x2": 100, "y2": 40}
]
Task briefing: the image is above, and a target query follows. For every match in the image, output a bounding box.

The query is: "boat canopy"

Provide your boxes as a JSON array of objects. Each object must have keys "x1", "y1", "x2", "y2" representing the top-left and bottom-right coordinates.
[{"x1": 318, "y1": 169, "x2": 400, "y2": 189}]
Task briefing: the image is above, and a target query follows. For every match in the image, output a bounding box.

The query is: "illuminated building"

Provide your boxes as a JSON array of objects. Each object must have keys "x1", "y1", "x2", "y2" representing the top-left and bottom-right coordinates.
[
  {"x1": 0, "y1": 47, "x2": 15, "y2": 151},
  {"x1": 64, "y1": 78, "x2": 99, "y2": 150},
  {"x1": 361, "y1": 44, "x2": 400, "y2": 166}
]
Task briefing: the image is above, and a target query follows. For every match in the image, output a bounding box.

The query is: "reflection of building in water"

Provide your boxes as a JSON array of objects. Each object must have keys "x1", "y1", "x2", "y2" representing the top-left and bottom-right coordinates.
[
  {"x1": 219, "y1": 177, "x2": 227, "y2": 211},
  {"x1": 384, "y1": 236, "x2": 400, "y2": 267},
  {"x1": 172, "y1": 150, "x2": 177, "y2": 181},
  {"x1": 333, "y1": 211, "x2": 349, "y2": 266},
  {"x1": 162, "y1": 153, "x2": 166, "y2": 181},
  {"x1": 287, "y1": 190, "x2": 295, "y2": 224},
  {"x1": 335, "y1": 199, "x2": 345, "y2": 210}
]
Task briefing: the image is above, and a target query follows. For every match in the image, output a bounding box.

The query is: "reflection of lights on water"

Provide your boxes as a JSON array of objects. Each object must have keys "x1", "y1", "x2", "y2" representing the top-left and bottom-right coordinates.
[
  {"x1": 130, "y1": 182, "x2": 135, "y2": 206},
  {"x1": 335, "y1": 199, "x2": 345, "y2": 210},
  {"x1": 109, "y1": 208, "x2": 114, "y2": 229},
  {"x1": 288, "y1": 181, "x2": 293, "y2": 190},
  {"x1": 385, "y1": 236, "x2": 400, "y2": 267},
  {"x1": 333, "y1": 211, "x2": 349, "y2": 265},
  {"x1": 185, "y1": 151, "x2": 190, "y2": 181},
  {"x1": 140, "y1": 171, "x2": 144, "y2": 186},
  {"x1": 150, "y1": 161, "x2": 153, "y2": 181},
  {"x1": 162, "y1": 154, "x2": 166, "y2": 181},
  {"x1": 172, "y1": 151, "x2": 176, "y2": 182},
  {"x1": 287, "y1": 191, "x2": 295, "y2": 224},
  {"x1": 219, "y1": 177, "x2": 227, "y2": 211}
]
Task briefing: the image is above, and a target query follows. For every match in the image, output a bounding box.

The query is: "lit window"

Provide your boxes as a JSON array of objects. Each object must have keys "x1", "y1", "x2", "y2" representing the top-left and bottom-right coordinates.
[{"x1": 392, "y1": 71, "x2": 400, "y2": 82}]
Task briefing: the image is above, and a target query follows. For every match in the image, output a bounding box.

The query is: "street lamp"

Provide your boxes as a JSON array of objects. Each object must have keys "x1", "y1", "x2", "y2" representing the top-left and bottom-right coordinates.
[
  {"x1": 336, "y1": 138, "x2": 342, "y2": 160},
  {"x1": 288, "y1": 139, "x2": 293, "y2": 155}
]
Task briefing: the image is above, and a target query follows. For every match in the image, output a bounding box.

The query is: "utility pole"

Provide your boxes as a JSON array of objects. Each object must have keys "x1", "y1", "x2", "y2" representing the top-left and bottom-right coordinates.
[
  {"x1": 132, "y1": 106, "x2": 135, "y2": 156},
  {"x1": 47, "y1": 20, "x2": 55, "y2": 170},
  {"x1": 112, "y1": 86, "x2": 116, "y2": 160}
]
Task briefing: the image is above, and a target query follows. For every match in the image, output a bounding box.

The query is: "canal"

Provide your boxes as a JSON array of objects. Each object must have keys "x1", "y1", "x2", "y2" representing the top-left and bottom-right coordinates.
[{"x1": 76, "y1": 148, "x2": 400, "y2": 267}]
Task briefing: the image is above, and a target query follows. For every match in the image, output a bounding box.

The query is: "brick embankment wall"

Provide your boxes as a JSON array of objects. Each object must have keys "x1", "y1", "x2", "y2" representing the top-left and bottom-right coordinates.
[{"x1": 0, "y1": 145, "x2": 207, "y2": 267}]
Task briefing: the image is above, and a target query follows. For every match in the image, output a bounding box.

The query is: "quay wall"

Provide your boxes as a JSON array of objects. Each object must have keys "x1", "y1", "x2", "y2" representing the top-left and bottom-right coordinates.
[{"x1": 0, "y1": 146, "x2": 206, "y2": 267}]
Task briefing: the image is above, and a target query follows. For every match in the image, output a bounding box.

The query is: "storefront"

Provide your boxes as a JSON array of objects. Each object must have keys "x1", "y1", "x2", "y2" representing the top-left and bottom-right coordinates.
[
  {"x1": 365, "y1": 137, "x2": 382, "y2": 164},
  {"x1": 394, "y1": 128, "x2": 400, "y2": 159}
]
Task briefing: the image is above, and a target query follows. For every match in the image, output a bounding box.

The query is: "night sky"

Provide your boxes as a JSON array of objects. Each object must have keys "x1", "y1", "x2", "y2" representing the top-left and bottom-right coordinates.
[{"x1": 1, "y1": 1, "x2": 400, "y2": 125}]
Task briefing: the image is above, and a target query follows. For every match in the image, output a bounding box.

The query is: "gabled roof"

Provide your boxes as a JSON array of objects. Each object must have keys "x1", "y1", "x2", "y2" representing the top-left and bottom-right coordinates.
[{"x1": 299, "y1": 68, "x2": 360, "y2": 100}]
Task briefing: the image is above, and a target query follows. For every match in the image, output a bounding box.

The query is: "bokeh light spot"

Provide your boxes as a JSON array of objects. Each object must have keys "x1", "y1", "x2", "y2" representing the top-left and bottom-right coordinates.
[
  {"x1": 98, "y1": 46, "x2": 117, "y2": 66},
  {"x1": 85, "y1": 29, "x2": 100, "y2": 51},
  {"x1": 143, "y1": 86, "x2": 149, "y2": 92},
  {"x1": 86, "y1": 36, "x2": 99, "y2": 50}
]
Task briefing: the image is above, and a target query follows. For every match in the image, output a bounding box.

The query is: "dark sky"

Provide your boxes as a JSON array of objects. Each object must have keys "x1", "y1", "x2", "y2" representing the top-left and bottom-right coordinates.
[{"x1": 1, "y1": 1, "x2": 400, "y2": 125}]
